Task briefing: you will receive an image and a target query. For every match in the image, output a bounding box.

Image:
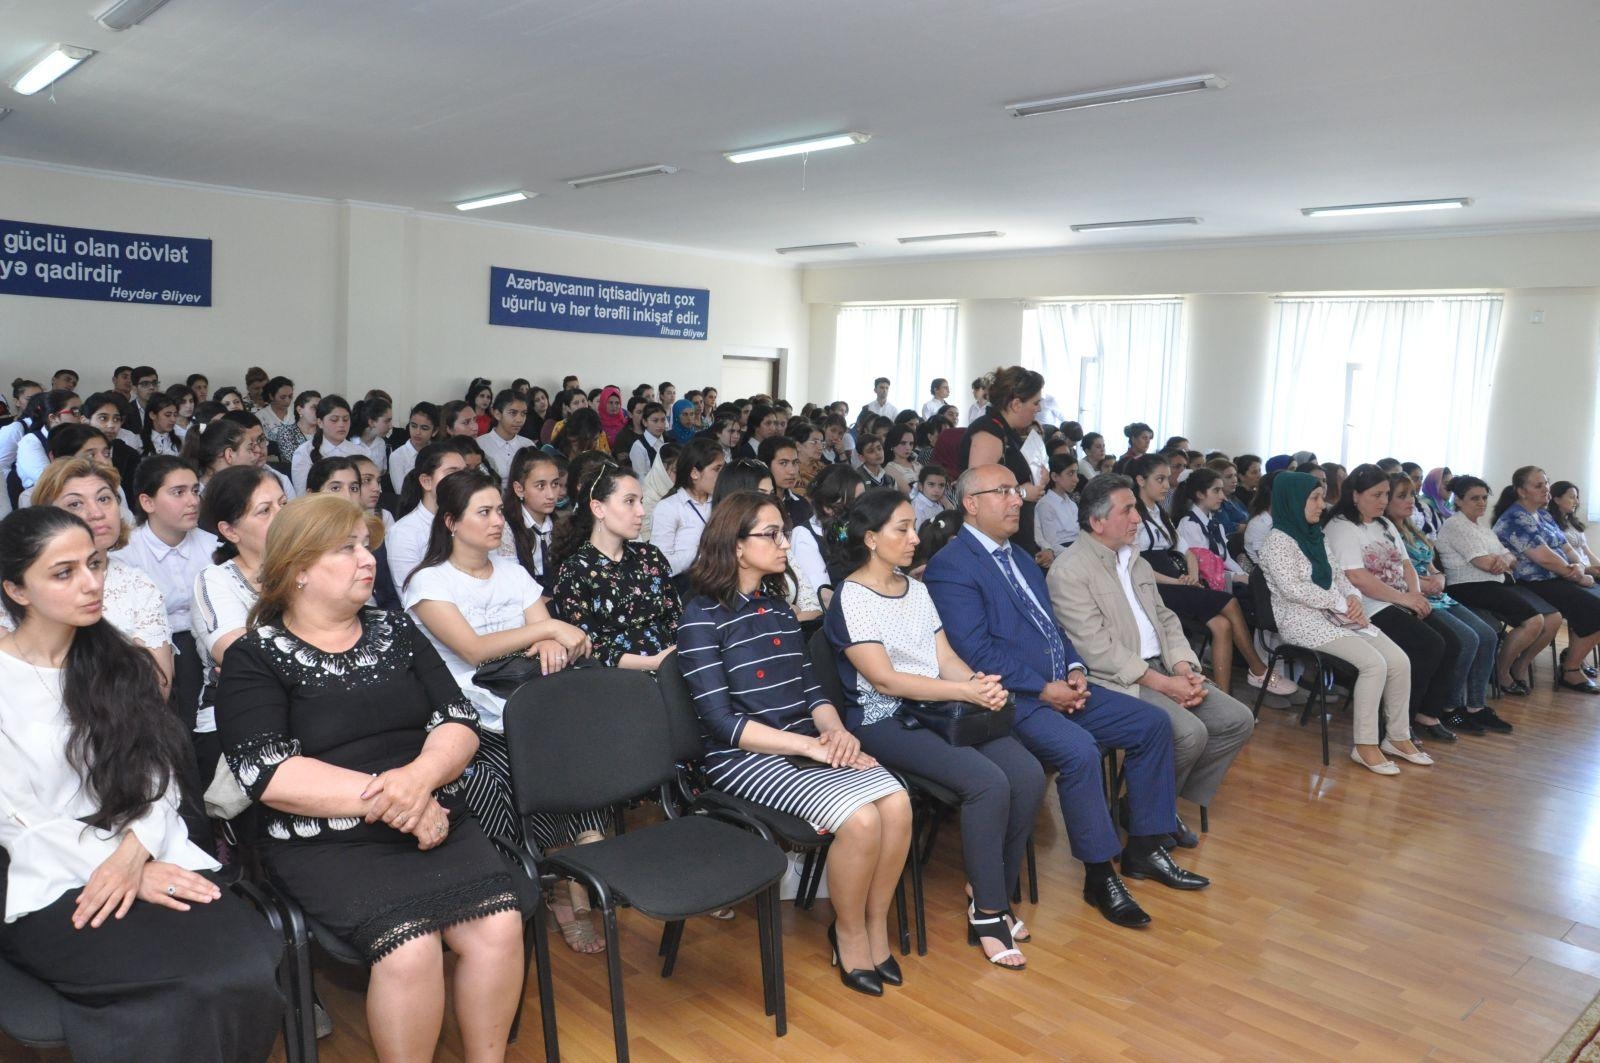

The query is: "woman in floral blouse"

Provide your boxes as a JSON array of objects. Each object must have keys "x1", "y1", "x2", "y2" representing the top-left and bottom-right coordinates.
[{"x1": 550, "y1": 461, "x2": 681, "y2": 669}]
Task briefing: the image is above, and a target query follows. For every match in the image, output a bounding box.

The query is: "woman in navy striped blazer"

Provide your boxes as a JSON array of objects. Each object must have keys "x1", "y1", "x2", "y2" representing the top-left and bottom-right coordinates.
[{"x1": 677, "y1": 490, "x2": 910, "y2": 997}]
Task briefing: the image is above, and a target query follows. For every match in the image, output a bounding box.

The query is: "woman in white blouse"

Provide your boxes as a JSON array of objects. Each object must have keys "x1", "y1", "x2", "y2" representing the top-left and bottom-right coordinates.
[
  {"x1": 15, "y1": 456, "x2": 174, "y2": 688},
  {"x1": 650, "y1": 437, "x2": 723, "y2": 576},
  {"x1": 1436, "y1": 474, "x2": 1561, "y2": 694},
  {"x1": 193, "y1": 467, "x2": 287, "y2": 789},
  {"x1": 288, "y1": 394, "x2": 371, "y2": 495},
  {"x1": 1257, "y1": 472, "x2": 1427, "y2": 775},
  {"x1": 0, "y1": 505, "x2": 283, "y2": 1062}
]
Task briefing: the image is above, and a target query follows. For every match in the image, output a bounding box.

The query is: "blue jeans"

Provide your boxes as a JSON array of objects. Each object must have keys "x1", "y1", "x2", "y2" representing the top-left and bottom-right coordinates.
[{"x1": 1428, "y1": 605, "x2": 1497, "y2": 709}]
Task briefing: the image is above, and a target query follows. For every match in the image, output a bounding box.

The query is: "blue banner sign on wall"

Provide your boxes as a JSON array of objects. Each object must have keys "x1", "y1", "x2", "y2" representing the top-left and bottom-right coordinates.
[
  {"x1": 0, "y1": 218, "x2": 212, "y2": 307},
  {"x1": 490, "y1": 266, "x2": 708, "y2": 341}
]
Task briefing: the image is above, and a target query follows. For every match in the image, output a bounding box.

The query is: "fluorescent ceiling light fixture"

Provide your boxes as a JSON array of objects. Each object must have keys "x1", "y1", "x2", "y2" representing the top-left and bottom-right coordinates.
[
  {"x1": 566, "y1": 165, "x2": 678, "y2": 189},
  {"x1": 1006, "y1": 74, "x2": 1226, "y2": 117},
  {"x1": 96, "y1": 0, "x2": 173, "y2": 30},
  {"x1": 12, "y1": 45, "x2": 96, "y2": 97},
  {"x1": 1071, "y1": 216, "x2": 1201, "y2": 232},
  {"x1": 897, "y1": 230, "x2": 1004, "y2": 245},
  {"x1": 725, "y1": 132, "x2": 869, "y2": 164},
  {"x1": 1301, "y1": 197, "x2": 1471, "y2": 217},
  {"x1": 775, "y1": 242, "x2": 860, "y2": 254},
  {"x1": 453, "y1": 190, "x2": 531, "y2": 211}
]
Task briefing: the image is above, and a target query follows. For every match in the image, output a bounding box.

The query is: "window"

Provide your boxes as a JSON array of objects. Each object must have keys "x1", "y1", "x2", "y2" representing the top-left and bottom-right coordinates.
[
  {"x1": 834, "y1": 304, "x2": 957, "y2": 415},
  {"x1": 1020, "y1": 299, "x2": 1186, "y2": 439},
  {"x1": 1265, "y1": 295, "x2": 1503, "y2": 470}
]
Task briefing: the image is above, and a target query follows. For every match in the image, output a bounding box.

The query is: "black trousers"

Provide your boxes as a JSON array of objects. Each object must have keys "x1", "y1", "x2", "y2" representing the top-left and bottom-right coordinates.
[
  {"x1": 1369, "y1": 605, "x2": 1456, "y2": 717},
  {"x1": 0, "y1": 877, "x2": 284, "y2": 1063},
  {"x1": 854, "y1": 720, "x2": 1045, "y2": 913}
]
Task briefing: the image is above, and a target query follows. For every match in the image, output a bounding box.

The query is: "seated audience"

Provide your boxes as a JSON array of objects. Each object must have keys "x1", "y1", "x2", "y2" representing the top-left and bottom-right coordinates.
[
  {"x1": 0, "y1": 506, "x2": 283, "y2": 1063},
  {"x1": 386, "y1": 442, "x2": 469, "y2": 590},
  {"x1": 475, "y1": 390, "x2": 534, "y2": 482},
  {"x1": 679, "y1": 491, "x2": 910, "y2": 994},
  {"x1": 959, "y1": 367, "x2": 1048, "y2": 557},
  {"x1": 1257, "y1": 472, "x2": 1427, "y2": 774},
  {"x1": 270, "y1": 389, "x2": 320, "y2": 462},
  {"x1": 82, "y1": 391, "x2": 143, "y2": 489},
  {"x1": 794, "y1": 422, "x2": 827, "y2": 490},
  {"x1": 594, "y1": 386, "x2": 626, "y2": 449},
  {"x1": 139, "y1": 394, "x2": 183, "y2": 458},
  {"x1": 912, "y1": 463, "x2": 954, "y2": 530},
  {"x1": 925, "y1": 464, "x2": 1204, "y2": 931},
  {"x1": 289, "y1": 395, "x2": 370, "y2": 495},
  {"x1": 650, "y1": 437, "x2": 723, "y2": 576},
  {"x1": 1493, "y1": 465, "x2": 1600, "y2": 693},
  {"x1": 498, "y1": 448, "x2": 566, "y2": 583},
  {"x1": 1324, "y1": 465, "x2": 1458, "y2": 739},
  {"x1": 1034, "y1": 453, "x2": 1081, "y2": 559},
  {"x1": 827, "y1": 488, "x2": 1046, "y2": 968},
  {"x1": 1548, "y1": 481, "x2": 1600, "y2": 577},
  {"x1": 193, "y1": 466, "x2": 287, "y2": 790},
  {"x1": 628, "y1": 402, "x2": 668, "y2": 478},
  {"x1": 1436, "y1": 474, "x2": 1560, "y2": 694},
  {"x1": 1050, "y1": 473, "x2": 1255, "y2": 844},
  {"x1": 1206, "y1": 458, "x2": 1250, "y2": 536},
  {"x1": 113, "y1": 456, "x2": 220, "y2": 747},
  {"x1": 255, "y1": 375, "x2": 294, "y2": 436},
  {"x1": 550, "y1": 462, "x2": 681, "y2": 669},
  {"x1": 465, "y1": 380, "x2": 495, "y2": 437},
  {"x1": 883, "y1": 425, "x2": 920, "y2": 494},
  {"x1": 856, "y1": 435, "x2": 893, "y2": 490},
  {"x1": 1114, "y1": 421, "x2": 1154, "y2": 473},
  {"x1": 388, "y1": 402, "x2": 439, "y2": 494},
  {"x1": 219, "y1": 494, "x2": 525, "y2": 1058},
  {"x1": 14, "y1": 390, "x2": 82, "y2": 495},
  {"x1": 1385, "y1": 473, "x2": 1509, "y2": 735},
  {"x1": 760, "y1": 435, "x2": 814, "y2": 530},
  {"x1": 439, "y1": 398, "x2": 480, "y2": 439},
  {"x1": 668, "y1": 398, "x2": 701, "y2": 447},
  {"x1": 179, "y1": 418, "x2": 253, "y2": 488},
  {"x1": 1130, "y1": 455, "x2": 1295, "y2": 697}
]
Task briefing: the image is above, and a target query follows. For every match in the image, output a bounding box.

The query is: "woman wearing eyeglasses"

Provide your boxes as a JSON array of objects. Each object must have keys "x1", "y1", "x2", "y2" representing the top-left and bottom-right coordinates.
[
  {"x1": 13, "y1": 390, "x2": 82, "y2": 498},
  {"x1": 678, "y1": 490, "x2": 909, "y2": 996}
]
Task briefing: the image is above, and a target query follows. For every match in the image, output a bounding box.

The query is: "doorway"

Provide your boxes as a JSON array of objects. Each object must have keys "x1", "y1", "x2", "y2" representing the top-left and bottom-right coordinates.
[{"x1": 721, "y1": 347, "x2": 782, "y2": 400}]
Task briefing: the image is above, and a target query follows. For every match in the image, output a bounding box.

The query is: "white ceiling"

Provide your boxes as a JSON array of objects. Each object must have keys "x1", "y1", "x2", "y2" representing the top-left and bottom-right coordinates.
[{"x1": 4, "y1": 0, "x2": 1600, "y2": 263}]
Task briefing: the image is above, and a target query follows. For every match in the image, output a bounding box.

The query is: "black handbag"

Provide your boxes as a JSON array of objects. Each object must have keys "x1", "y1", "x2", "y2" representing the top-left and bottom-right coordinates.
[
  {"x1": 471, "y1": 652, "x2": 542, "y2": 698},
  {"x1": 902, "y1": 696, "x2": 1015, "y2": 746}
]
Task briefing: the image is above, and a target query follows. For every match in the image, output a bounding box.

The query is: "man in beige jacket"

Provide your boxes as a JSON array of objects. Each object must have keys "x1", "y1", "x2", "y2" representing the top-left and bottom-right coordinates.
[{"x1": 1048, "y1": 473, "x2": 1254, "y2": 845}]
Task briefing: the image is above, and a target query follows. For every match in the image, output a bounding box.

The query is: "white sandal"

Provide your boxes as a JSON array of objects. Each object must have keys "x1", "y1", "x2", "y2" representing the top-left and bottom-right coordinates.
[{"x1": 1380, "y1": 738, "x2": 1434, "y2": 766}]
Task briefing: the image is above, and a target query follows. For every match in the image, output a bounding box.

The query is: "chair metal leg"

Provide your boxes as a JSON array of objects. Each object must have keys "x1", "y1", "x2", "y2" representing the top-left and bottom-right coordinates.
[
  {"x1": 755, "y1": 893, "x2": 775, "y2": 1017},
  {"x1": 909, "y1": 833, "x2": 929, "y2": 956},
  {"x1": 658, "y1": 920, "x2": 686, "y2": 978},
  {"x1": 894, "y1": 872, "x2": 911, "y2": 955},
  {"x1": 508, "y1": 907, "x2": 535, "y2": 1045},
  {"x1": 532, "y1": 897, "x2": 560, "y2": 1063},
  {"x1": 801, "y1": 845, "x2": 829, "y2": 910},
  {"x1": 1199, "y1": 806, "x2": 1209, "y2": 834},
  {"x1": 281, "y1": 900, "x2": 317, "y2": 1063},
  {"x1": 766, "y1": 884, "x2": 788, "y2": 1037},
  {"x1": 600, "y1": 905, "x2": 630, "y2": 1063},
  {"x1": 1318, "y1": 677, "x2": 1331, "y2": 766},
  {"x1": 1026, "y1": 835, "x2": 1039, "y2": 904},
  {"x1": 794, "y1": 848, "x2": 817, "y2": 909}
]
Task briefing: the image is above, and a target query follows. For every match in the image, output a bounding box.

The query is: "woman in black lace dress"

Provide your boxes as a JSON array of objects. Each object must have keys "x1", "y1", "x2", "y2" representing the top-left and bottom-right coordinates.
[{"x1": 217, "y1": 493, "x2": 525, "y2": 1061}]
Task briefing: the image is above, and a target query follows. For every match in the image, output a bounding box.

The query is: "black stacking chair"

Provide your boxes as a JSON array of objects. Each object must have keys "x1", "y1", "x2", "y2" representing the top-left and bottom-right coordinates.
[
  {"x1": 503, "y1": 666, "x2": 789, "y2": 1062},
  {"x1": 1251, "y1": 573, "x2": 1360, "y2": 765}
]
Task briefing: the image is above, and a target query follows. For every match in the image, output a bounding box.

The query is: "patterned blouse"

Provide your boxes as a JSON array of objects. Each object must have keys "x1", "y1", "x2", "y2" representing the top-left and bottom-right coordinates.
[
  {"x1": 1493, "y1": 503, "x2": 1570, "y2": 583},
  {"x1": 1400, "y1": 531, "x2": 1457, "y2": 609},
  {"x1": 216, "y1": 609, "x2": 479, "y2": 844},
  {"x1": 1258, "y1": 529, "x2": 1377, "y2": 648},
  {"x1": 549, "y1": 540, "x2": 682, "y2": 666}
]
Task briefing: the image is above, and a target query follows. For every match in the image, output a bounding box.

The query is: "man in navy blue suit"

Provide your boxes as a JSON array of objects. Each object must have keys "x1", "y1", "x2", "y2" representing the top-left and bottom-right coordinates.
[{"x1": 925, "y1": 464, "x2": 1209, "y2": 927}]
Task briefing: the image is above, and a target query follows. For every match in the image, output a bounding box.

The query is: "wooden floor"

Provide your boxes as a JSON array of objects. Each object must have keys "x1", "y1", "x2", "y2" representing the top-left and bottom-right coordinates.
[{"x1": 9, "y1": 671, "x2": 1600, "y2": 1062}]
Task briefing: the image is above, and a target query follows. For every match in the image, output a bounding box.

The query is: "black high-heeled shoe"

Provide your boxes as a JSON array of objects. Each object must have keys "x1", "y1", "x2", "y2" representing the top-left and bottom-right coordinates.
[
  {"x1": 827, "y1": 922, "x2": 884, "y2": 996},
  {"x1": 874, "y1": 955, "x2": 903, "y2": 986}
]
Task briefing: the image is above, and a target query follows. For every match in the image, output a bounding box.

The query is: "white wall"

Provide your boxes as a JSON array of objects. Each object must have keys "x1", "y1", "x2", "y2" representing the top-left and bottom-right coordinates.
[
  {"x1": 802, "y1": 230, "x2": 1600, "y2": 493},
  {"x1": 0, "y1": 159, "x2": 808, "y2": 408}
]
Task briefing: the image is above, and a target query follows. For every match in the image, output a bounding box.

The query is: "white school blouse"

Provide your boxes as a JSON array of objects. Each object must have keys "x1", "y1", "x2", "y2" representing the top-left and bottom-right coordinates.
[
  {"x1": 289, "y1": 437, "x2": 372, "y2": 495},
  {"x1": 0, "y1": 653, "x2": 217, "y2": 922}
]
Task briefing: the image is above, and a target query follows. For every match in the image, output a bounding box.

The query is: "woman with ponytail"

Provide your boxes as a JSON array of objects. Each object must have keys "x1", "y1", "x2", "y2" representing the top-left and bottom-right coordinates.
[
  {"x1": 351, "y1": 395, "x2": 394, "y2": 478},
  {"x1": 0, "y1": 507, "x2": 284, "y2": 1063},
  {"x1": 138, "y1": 394, "x2": 183, "y2": 458},
  {"x1": 14, "y1": 389, "x2": 82, "y2": 498},
  {"x1": 386, "y1": 442, "x2": 468, "y2": 590},
  {"x1": 289, "y1": 395, "x2": 368, "y2": 495},
  {"x1": 178, "y1": 418, "x2": 252, "y2": 488}
]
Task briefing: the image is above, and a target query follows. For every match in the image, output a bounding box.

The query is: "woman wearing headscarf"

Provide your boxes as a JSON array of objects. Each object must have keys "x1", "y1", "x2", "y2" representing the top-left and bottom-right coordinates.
[
  {"x1": 1416, "y1": 467, "x2": 1452, "y2": 536},
  {"x1": 595, "y1": 386, "x2": 627, "y2": 448},
  {"x1": 1256, "y1": 472, "x2": 1429, "y2": 776},
  {"x1": 1264, "y1": 454, "x2": 1293, "y2": 474},
  {"x1": 668, "y1": 398, "x2": 701, "y2": 445}
]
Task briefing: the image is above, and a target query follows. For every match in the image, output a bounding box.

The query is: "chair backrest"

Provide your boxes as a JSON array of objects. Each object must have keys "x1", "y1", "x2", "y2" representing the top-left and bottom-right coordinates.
[
  {"x1": 807, "y1": 628, "x2": 847, "y2": 708},
  {"x1": 654, "y1": 652, "x2": 711, "y2": 765},
  {"x1": 502, "y1": 666, "x2": 675, "y2": 815},
  {"x1": 1251, "y1": 564, "x2": 1280, "y2": 634}
]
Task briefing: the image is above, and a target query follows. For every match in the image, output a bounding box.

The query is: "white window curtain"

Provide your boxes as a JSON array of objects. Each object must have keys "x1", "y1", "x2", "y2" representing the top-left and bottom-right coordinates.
[
  {"x1": 1020, "y1": 299, "x2": 1186, "y2": 439},
  {"x1": 834, "y1": 304, "x2": 957, "y2": 413},
  {"x1": 1265, "y1": 295, "x2": 1503, "y2": 471}
]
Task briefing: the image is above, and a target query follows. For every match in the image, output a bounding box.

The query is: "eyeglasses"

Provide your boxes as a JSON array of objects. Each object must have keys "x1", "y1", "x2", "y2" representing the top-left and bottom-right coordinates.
[
  {"x1": 968, "y1": 485, "x2": 1026, "y2": 499},
  {"x1": 741, "y1": 528, "x2": 789, "y2": 545}
]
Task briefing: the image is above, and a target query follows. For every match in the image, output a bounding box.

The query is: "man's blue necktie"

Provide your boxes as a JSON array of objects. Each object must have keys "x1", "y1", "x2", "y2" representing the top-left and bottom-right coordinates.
[{"x1": 993, "y1": 544, "x2": 1068, "y2": 681}]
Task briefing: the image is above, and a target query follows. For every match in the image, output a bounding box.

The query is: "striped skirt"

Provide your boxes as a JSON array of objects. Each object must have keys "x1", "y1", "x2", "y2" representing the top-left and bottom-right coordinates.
[
  {"x1": 466, "y1": 729, "x2": 615, "y2": 852},
  {"x1": 704, "y1": 751, "x2": 905, "y2": 834}
]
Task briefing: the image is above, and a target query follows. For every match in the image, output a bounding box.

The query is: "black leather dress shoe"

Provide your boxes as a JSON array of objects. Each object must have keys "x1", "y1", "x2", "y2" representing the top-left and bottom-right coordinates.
[
  {"x1": 1082, "y1": 873, "x2": 1151, "y2": 928},
  {"x1": 1442, "y1": 710, "x2": 1485, "y2": 736},
  {"x1": 1119, "y1": 847, "x2": 1211, "y2": 890},
  {"x1": 1471, "y1": 707, "x2": 1514, "y2": 733},
  {"x1": 1168, "y1": 817, "x2": 1200, "y2": 849},
  {"x1": 1415, "y1": 720, "x2": 1458, "y2": 742}
]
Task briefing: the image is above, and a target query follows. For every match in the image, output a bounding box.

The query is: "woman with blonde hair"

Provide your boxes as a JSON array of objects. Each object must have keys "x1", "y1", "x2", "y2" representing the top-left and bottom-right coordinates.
[{"x1": 217, "y1": 493, "x2": 525, "y2": 1061}]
